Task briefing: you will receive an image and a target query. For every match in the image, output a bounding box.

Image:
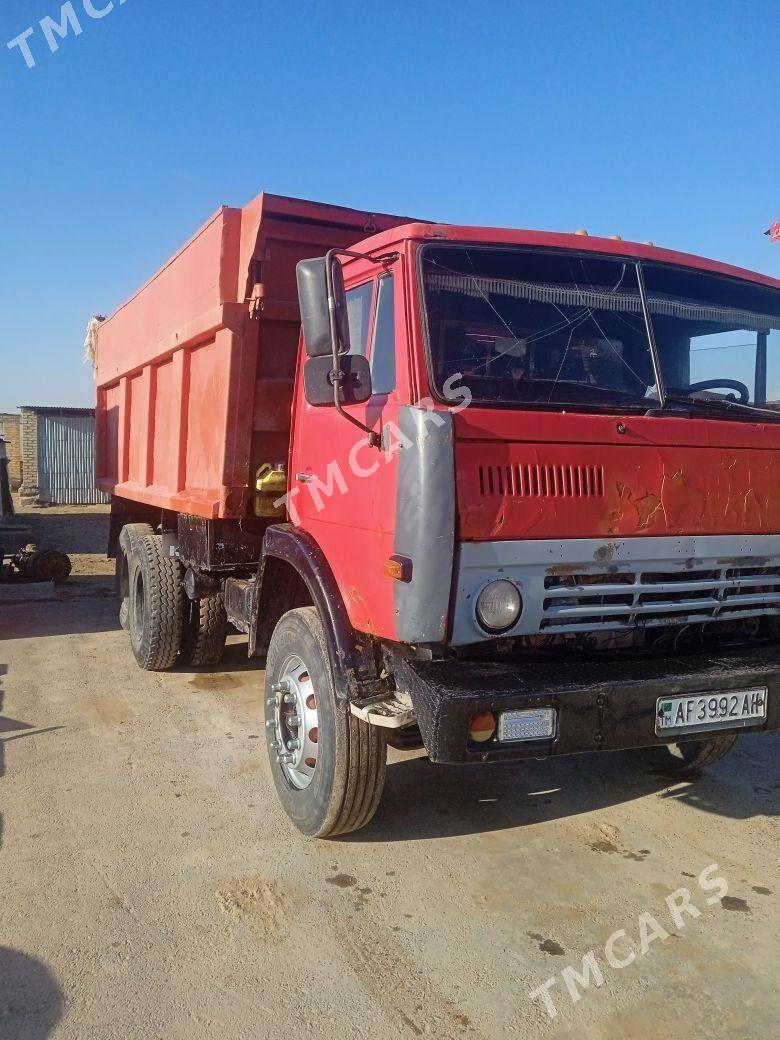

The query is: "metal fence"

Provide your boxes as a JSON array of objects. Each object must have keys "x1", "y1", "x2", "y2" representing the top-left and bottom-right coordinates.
[{"x1": 37, "y1": 412, "x2": 110, "y2": 505}]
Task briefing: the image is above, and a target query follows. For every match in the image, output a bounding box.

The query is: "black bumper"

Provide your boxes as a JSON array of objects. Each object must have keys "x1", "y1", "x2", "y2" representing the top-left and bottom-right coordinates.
[{"x1": 395, "y1": 644, "x2": 780, "y2": 764}]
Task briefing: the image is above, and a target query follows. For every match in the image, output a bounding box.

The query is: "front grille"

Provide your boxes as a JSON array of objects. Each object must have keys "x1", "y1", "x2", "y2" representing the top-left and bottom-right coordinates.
[
  {"x1": 478, "y1": 463, "x2": 604, "y2": 498},
  {"x1": 541, "y1": 565, "x2": 780, "y2": 632}
]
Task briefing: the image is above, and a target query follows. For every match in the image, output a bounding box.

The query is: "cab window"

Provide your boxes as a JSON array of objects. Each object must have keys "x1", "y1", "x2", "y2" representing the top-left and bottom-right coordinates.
[
  {"x1": 370, "y1": 275, "x2": 396, "y2": 395},
  {"x1": 346, "y1": 282, "x2": 374, "y2": 355}
]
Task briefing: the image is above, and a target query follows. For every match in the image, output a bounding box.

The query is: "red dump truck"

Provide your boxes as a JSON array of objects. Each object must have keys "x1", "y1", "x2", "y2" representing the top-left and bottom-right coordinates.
[{"x1": 95, "y1": 191, "x2": 780, "y2": 836}]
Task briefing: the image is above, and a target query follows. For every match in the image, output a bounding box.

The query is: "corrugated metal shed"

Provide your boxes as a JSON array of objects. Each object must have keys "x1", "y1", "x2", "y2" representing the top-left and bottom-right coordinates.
[
  {"x1": 28, "y1": 407, "x2": 110, "y2": 506},
  {"x1": 20, "y1": 406, "x2": 96, "y2": 414}
]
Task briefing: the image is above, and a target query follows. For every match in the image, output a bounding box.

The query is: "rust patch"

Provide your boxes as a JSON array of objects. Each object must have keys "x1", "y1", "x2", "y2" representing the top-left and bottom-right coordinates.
[
  {"x1": 717, "y1": 556, "x2": 771, "y2": 567},
  {"x1": 347, "y1": 586, "x2": 374, "y2": 634},
  {"x1": 546, "y1": 562, "x2": 582, "y2": 577},
  {"x1": 594, "y1": 542, "x2": 619, "y2": 562},
  {"x1": 683, "y1": 556, "x2": 703, "y2": 570}
]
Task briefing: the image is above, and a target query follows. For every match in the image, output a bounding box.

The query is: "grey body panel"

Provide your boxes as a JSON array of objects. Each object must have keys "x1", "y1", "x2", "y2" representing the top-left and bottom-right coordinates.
[
  {"x1": 450, "y1": 534, "x2": 780, "y2": 645},
  {"x1": 393, "y1": 407, "x2": 456, "y2": 643}
]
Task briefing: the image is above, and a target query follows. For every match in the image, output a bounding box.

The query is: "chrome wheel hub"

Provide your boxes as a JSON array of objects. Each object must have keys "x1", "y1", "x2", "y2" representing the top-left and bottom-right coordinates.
[{"x1": 267, "y1": 655, "x2": 319, "y2": 790}]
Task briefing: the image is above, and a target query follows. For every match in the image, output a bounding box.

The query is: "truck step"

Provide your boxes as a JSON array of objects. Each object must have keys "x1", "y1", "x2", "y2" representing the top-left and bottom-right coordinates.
[{"x1": 350, "y1": 696, "x2": 416, "y2": 730}]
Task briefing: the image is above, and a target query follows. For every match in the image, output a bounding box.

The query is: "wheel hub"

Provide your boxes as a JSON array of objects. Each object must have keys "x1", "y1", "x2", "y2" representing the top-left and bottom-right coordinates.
[{"x1": 267, "y1": 655, "x2": 319, "y2": 790}]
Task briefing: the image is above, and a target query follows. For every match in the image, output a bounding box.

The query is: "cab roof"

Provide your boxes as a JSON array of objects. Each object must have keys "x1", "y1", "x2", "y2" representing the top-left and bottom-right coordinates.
[{"x1": 350, "y1": 222, "x2": 780, "y2": 292}]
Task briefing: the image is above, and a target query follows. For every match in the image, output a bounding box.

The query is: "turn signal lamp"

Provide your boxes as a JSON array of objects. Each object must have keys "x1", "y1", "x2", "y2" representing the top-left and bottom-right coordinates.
[
  {"x1": 384, "y1": 555, "x2": 412, "y2": 582},
  {"x1": 469, "y1": 711, "x2": 496, "y2": 743}
]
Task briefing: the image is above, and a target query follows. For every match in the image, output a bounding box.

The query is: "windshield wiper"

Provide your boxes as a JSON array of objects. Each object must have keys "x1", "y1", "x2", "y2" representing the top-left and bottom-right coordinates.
[{"x1": 660, "y1": 392, "x2": 780, "y2": 421}]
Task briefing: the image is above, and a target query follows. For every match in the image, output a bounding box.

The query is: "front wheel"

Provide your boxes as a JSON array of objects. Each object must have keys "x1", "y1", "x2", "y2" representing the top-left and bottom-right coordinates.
[
  {"x1": 640, "y1": 732, "x2": 741, "y2": 773},
  {"x1": 265, "y1": 607, "x2": 387, "y2": 837}
]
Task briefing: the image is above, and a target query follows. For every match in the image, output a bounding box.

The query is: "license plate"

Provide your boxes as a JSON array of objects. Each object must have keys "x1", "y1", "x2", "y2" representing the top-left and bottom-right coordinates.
[{"x1": 655, "y1": 688, "x2": 768, "y2": 737}]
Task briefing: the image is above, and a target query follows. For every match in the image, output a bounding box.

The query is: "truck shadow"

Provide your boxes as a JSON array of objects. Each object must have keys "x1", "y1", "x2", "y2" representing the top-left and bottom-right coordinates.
[
  {"x1": 349, "y1": 734, "x2": 779, "y2": 842},
  {"x1": 174, "y1": 638, "x2": 263, "y2": 679},
  {"x1": 0, "y1": 595, "x2": 119, "y2": 641},
  {"x1": 10, "y1": 505, "x2": 109, "y2": 556},
  {"x1": 0, "y1": 947, "x2": 64, "y2": 1039}
]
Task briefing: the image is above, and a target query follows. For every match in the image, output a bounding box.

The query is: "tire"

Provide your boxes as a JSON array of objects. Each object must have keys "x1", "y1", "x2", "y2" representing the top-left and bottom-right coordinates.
[
  {"x1": 265, "y1": 606, "x2": 387, "y2": 837},
  {"x1": 116, "y1": 523, "x2": 154, "y2": 631},
  {"x1": 640, "y1": 733, "x2": 741, "y2": 773},
  {"x1": 180, "y1": 594, "x2": 228, "y2": 667},
  {"x1": 129, "y1": 533, "x2": 184, "y2": 671}
]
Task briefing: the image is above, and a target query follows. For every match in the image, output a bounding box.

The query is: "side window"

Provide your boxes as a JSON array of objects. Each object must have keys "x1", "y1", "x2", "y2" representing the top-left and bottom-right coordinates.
[
  {"x1": 370, "y1": 275, "x2": 396, "y2": 395},
  {"x1": 346, "y1": 282, "x2": 374, "y2": 356}
]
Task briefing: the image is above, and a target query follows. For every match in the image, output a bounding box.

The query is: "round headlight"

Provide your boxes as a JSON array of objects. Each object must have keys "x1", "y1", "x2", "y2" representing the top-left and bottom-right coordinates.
[{"x1": 476, "y1": 579, "x2": 522, "y2": 634}]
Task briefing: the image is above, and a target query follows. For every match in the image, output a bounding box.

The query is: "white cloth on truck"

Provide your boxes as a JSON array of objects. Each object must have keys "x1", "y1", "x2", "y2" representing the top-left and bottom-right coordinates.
[{"x1": 83, "y1": 314, "x2": 106, "y2": 366}]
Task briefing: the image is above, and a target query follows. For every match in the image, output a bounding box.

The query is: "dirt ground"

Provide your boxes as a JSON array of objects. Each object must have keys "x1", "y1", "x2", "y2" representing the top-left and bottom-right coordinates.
[{"x1": 1, "y1": 502, "x2": 778, "y2": 1040}]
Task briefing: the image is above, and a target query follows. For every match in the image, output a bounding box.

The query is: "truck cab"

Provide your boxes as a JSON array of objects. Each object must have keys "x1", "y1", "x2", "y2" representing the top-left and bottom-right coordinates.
[{"x1": 293, "y1": 224, "x2": 780, "y2": 648}]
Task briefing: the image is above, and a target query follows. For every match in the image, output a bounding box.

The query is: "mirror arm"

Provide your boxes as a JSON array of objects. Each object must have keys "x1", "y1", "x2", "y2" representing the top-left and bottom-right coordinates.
[
  {"x1": 324, "y1": 248, "x2": 396, "y2": 449},
  {"x1": 326, "y1": 247, "x2": 400, "y2": 268},
  {"x1": 329, "y1": 368, "x2": 382, "y2": 448}
]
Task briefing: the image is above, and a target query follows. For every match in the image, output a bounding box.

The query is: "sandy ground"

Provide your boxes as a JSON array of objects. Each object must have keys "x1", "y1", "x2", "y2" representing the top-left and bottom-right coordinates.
[{"x1": 1, "y1": 502, "x2": 778, "y2": 1040}]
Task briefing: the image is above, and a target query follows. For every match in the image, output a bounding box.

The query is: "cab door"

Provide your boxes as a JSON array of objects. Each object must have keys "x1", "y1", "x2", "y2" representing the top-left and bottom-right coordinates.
[{"x1": 290, "y1": 259, "x2": 404, "y2": 639}]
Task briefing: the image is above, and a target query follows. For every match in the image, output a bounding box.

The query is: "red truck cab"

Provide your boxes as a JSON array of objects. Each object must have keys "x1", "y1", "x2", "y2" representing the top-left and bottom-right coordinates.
[{"x1": 96, "y1": 194, "x2": 780, "y2": 836}]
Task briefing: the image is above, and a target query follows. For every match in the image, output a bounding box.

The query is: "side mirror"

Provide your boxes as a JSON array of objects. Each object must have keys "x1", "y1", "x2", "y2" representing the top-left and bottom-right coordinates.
[
  {"x1": 296, "y1": 256, "x2": 351, "y2": 358},
  {"x1": 298, "y1": 249, "x2": 380, "y2": 447},
  {"x1": 304, "y1": 354, "x2": 373, "y2": 407}
]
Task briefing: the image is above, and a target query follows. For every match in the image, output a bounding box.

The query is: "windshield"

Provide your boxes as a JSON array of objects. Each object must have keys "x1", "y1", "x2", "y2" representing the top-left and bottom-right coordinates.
[
  {"x1": 421, "y1": 245, "x2": 780, "y2": 417},
  {"x1": 642, "y1": 261, "x2": 780, "y2": 409}
]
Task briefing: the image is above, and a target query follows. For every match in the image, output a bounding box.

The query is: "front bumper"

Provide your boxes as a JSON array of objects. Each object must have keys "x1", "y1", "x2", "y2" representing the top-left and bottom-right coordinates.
[{"x1": 394, "y1": 643, "x2": 780, "y2": 764}]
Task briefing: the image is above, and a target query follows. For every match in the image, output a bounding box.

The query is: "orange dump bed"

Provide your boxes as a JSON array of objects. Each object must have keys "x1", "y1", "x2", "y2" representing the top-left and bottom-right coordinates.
[{"x1": 95, "y1": 193, "x2": 413, "y2": 519}]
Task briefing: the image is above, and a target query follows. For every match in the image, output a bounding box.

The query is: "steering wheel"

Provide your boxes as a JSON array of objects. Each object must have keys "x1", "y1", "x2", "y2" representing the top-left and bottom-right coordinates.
[{"x1": 684, "y1": 379, "x2": 750, "y2": 404}]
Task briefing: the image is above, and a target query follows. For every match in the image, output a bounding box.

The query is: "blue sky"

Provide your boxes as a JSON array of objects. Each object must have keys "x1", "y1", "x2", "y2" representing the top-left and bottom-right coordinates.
[{"x1": 0, "y1": 0, "x2": 778, "y2": 412}]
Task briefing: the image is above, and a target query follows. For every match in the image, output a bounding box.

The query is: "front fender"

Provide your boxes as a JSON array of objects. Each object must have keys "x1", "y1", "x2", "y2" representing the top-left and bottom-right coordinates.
[{"x1": 257, "y1": 524, "x2": 380, "y2": 700}]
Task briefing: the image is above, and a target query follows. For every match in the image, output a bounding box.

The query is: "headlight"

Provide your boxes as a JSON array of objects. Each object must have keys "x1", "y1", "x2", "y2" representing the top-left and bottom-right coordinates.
[{"x1": 476, "y1": 579, "x2": 522, "y2": 634}]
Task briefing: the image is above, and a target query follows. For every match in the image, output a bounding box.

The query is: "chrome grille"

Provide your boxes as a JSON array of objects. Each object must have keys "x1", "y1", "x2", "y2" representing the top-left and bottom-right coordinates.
[{"x1": 541, "y1": 565, "x2": 780, "y2": 632}]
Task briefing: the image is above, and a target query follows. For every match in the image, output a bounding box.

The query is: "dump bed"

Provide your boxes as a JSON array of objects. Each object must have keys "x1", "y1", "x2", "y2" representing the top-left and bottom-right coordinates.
[{"x1": 94, "y1": 193, "x2": 415, "y2": 518}]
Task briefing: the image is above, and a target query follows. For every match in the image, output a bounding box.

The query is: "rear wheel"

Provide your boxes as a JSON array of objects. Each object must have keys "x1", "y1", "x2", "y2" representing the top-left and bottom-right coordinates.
[
  {"x1": 641, "y1": 733, "x2": 741, "y2": 773},
  {"x1": 180, "y1": 594, "x2": 228, "y2": 667},
  {"x1": 116, "y1": 523, "x2": 153, "y2": 631},
  {"x1": 265, "y1": 607, "x2": 387, "y2": 837},
  {"x1": 129, "y1": 533, "x2": 184, "y2": 671}
]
